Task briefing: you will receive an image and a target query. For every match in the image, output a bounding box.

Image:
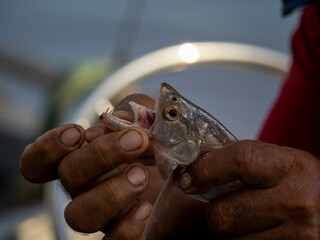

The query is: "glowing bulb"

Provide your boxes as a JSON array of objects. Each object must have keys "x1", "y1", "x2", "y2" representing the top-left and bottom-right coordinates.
[{"x1": 178, "y1": 43, "x2": 199, "y2": 63}]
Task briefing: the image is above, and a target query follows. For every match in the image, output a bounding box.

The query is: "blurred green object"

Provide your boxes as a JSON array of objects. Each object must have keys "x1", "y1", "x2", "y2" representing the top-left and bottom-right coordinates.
[{"x1": 46, "y1": 57, "x2": 115, "y2": 129}]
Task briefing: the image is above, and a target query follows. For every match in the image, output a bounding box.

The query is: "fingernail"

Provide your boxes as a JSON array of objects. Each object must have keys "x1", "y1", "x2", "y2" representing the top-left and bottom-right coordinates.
[
  {"x1": 179, "y1": 172, "x2": 192, "y2": 190},
  {"x1": 60, "y1": 128, "x2": 81, "y2": 146},
  {"x1": 119, "y1": 130, "x2": 142, "y2": 151},
  {"x1": 134, "y1": 203, "x2": 151, "y2": 220},
  {"x1": 127, "y1": 166, "x2": 146, "y2": 185}
]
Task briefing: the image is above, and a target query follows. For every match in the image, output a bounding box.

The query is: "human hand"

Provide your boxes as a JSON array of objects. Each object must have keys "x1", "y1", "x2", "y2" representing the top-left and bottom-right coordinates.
[
  {"x1": 179, "y1": 140, "x2": 320, "y2": 239},
  {"x1": 20, "y1": 94, "x2": 205, "y2": 239}
]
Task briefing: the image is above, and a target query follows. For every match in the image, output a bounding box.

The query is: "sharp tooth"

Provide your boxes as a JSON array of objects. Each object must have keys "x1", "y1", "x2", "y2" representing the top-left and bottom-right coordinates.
[{"x1": 128, "y1": 101, "x2": 141, "y2": 122}]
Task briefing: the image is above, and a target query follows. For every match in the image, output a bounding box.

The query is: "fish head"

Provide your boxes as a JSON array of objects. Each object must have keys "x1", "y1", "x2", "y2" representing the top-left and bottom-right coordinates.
[
  {"x1": 100, "y1": 82, "x2": 237, "y2": 180},
  {"x1": 149, "y1": 83, "x2": 202, "y2": 178}
]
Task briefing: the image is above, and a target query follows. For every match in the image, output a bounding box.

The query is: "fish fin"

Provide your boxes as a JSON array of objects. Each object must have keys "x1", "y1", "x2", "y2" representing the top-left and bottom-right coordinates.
[{"x1": 142, "y1": 169, "x2": 174, "y2": 240}]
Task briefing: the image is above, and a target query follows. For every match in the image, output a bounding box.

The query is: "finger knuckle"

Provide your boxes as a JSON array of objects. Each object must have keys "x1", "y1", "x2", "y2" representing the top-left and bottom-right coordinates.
[
  {"x1": 286, "y1": 194, "x2": 317, "y2": 221},
  {"x1": 102, "y1": 180, "x2": 126, "y2": 206},
  {"x1": 57, "y1": 162, "x2": 74, "y2": 190},
  {"x1": 96, "y1": 139, "x2": 117, "y2": 170},
  {"x1": 233, "y1": 141, "x2": 283, "y2": 187},
  {"x1": 291, "y1": 150, "x2": 314, "y2": 174},
  {"x1": 234, "y1": 141, "x2": 257, "y2": 173}
]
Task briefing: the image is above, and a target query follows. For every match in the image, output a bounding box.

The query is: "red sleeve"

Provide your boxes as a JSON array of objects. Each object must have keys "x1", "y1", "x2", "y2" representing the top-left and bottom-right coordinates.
[{"x1": 258, "y1": 3, "x2": 320, "y2": 156}]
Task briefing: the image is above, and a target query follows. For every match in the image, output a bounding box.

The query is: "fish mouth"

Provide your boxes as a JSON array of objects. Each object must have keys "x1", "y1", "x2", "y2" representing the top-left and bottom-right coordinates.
[
  {"x1": 128, "y1": 101, "x2": 156, "y2": 130},
  {"x1": 127, "y1": 83, "x2": 175, "y2": 130}
]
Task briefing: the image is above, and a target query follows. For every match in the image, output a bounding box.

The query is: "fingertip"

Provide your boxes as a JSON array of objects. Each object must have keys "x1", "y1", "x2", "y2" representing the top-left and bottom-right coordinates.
[
  {"x1": 19, "y1": 124, "x2": 86, "y2": 184},
  {"x1": 118, "y1": 128, "x2": 149, "y2": 153},
  {"x1": 178, "y1": 154, "x2": 217, "y2": 194},
  {"x1": 103, "y1": 201, "x2": 153, "y2": 240},
  {"x1": 179, "y1": 172, "x2": 192, "y2": 192},
  {"x1": 50, "y1": 123, "x2": 86, "y2": 150},
  {"x1": 119, "y1": 130, "x2": 143, "y2": 151},
  {"x1": 60, "y1": 127, "x2": 81, "y2": 146},
  {"x1": 118, "y1": 202, "x2": 153, "y2": 237},
  {"x1": 126, "y1": 165, "x2": 148, "y2": 187},
  {"x1": 135, "y1": 128, "x2": 150, "y2": 150},
  {"x1": 67, "y1": 124, "x2": 86, "y2": 148},
  {"x1": 125, "y1": 162, "x2": 150, "y2": 187},
  {"x1": 134, "y1": 202, "x2": 152, "y2": 221}
]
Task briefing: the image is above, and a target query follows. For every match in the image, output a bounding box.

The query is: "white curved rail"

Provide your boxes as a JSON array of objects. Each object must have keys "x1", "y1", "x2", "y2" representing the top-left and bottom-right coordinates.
[{"x1": 62, "y1": 42, "x2": 290, "y2": 127}]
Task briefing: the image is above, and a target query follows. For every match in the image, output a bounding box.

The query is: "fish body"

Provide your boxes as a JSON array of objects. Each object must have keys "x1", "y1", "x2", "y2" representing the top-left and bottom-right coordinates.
[{"x1": 100, "y1": 83, "x2": 240, "y2": 239}]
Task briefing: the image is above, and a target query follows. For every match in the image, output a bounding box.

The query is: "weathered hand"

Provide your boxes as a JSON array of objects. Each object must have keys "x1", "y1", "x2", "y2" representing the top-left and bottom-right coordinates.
[
  {"x1": 19, "y1": 94, "x2": 155, "y2": 239},
  {"x1": 179, "y1": 140, "x2": 320, "y2": 239},
  {"x1": 20, "y1": 94, "x2": 206, "y2": 239}
]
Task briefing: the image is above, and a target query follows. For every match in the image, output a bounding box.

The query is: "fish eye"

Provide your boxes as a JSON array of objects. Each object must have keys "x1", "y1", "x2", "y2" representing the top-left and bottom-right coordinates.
[{"x1": 164, "y1": 106, "x2": 180, "y2": 121}]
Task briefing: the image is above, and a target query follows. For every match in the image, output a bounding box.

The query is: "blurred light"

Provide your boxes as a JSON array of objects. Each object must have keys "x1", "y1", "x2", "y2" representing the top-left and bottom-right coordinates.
[
  {"x1": 76, "y1": 118, "x2": 91, "y2": 129},
  {"x1": 16, "y1": 213, "x2": 55, "y2": 240},
  {"x1": 94, "y1": 98, "x2": 113, "y2": 115},
  {"x1": 178, "y1": 43, "x2": 199, "y2": 63}
]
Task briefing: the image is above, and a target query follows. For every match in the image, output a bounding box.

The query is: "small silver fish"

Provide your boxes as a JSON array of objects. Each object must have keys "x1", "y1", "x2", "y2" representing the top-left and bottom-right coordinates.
[{"x1": 100, "y1": 83, "x2": 242, "y2": 239}]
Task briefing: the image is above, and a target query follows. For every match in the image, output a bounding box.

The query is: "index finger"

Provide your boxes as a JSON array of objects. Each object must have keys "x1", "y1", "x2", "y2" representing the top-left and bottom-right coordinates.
[
  {"x1": 179, "y1": 140, "x2": 292, "y2": 194},
  {"x1": 20, "y1": 124, "x2": 86, "y2": 183},
  {"x1": 57, "y1": 128, "x2": 150, "y2": 196}
]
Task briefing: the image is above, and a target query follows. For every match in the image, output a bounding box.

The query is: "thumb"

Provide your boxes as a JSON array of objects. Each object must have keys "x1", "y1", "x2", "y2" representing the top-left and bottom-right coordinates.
[{"x1": 179, "y1": 140, "x2": 292, "y2": 194}]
